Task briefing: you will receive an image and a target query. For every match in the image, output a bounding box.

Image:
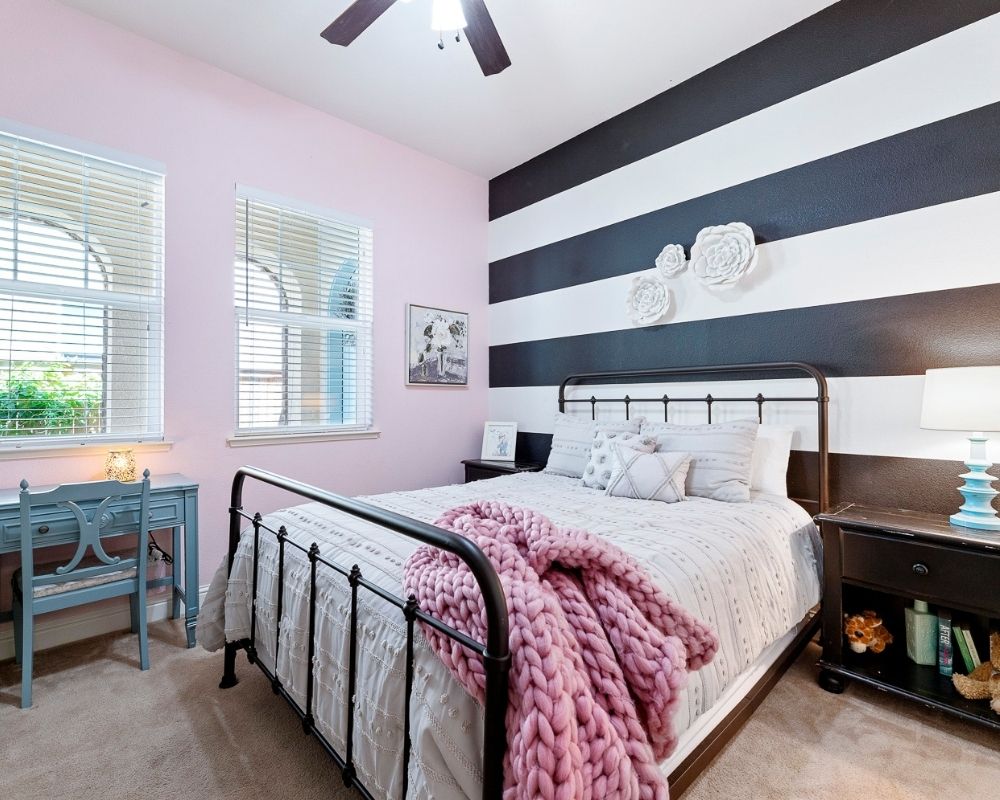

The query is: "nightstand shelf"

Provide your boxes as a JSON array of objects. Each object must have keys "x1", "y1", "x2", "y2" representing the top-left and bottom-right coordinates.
[
  {"x1": 462, "y1": 459, "x2": 544, "y2": 483},
  {"x1": 816, "y1": 503, "x2": 1000, "y2": 731},
  {"x1": 820, "y1": 645, "x2": 1000, "y2": 730}
]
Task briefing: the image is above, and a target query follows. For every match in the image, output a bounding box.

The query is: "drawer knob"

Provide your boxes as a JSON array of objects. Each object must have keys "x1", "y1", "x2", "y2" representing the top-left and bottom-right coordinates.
[
  {"x1": 37, "y1": 524, "x2": 49, "y2": 534},
  {"x1": 912, "y1": 562, "x2": 929, "y2": 576}
]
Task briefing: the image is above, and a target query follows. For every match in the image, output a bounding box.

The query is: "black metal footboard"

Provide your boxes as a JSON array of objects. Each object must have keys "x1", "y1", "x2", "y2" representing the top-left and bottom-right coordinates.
[{"x1": 218, "y1": 466, "x2": 511, "y2": 800}]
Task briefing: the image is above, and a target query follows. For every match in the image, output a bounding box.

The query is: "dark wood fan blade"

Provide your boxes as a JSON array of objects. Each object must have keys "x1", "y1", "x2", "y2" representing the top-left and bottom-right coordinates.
[
  {"x1": 321, "y1": 0, "x2": 398, "y2": 46},
  {"x1": 460, "y1": 0, "x2": 511, "y2": 76}
]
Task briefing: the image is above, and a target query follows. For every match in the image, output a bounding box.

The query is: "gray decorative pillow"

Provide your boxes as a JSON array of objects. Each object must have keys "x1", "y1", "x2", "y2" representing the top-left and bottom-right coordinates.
[
  {"x1": 543, "y1": 414, "x2": 643, "y2": 479},
  {"x1": 641, "y1": 419, "x2": 758, "y2": 503},
  {"x1": 605, "y1": 446, "x2": 691, "y2": 504},
  {"x1": 581, "y1": 430, "x2": 656, "y2": 489},
  {"x1": 543, "y1": 413, "x2": 596, "y2": 478}
]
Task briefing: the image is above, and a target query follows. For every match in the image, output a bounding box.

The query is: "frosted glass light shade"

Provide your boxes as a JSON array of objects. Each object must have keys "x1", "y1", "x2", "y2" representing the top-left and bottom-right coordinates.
[
  {"x1": 431, "y1": 0, "x2": 467, "y2": 31},
  {"x1": 105, "y1": 449, "x2": 137, "y2": 482},
  {"x1": 920, "y1": 367, "x2": 1000, "y2": 432}
]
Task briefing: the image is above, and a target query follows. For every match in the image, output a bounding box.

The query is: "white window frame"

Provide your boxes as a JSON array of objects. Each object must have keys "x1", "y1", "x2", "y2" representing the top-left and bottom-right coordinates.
[
  {"x1": 231, "y1": 186, "x2": 375, "y2": 444},
  {"x1": 0, "y1": 126, "x2": 165, "y2": 453}
]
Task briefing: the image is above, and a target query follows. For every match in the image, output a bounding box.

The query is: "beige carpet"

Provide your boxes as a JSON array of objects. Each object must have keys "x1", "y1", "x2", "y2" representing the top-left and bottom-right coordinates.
[{"x1": 1, "y1": 624, "x2": 997, "y2": 799}]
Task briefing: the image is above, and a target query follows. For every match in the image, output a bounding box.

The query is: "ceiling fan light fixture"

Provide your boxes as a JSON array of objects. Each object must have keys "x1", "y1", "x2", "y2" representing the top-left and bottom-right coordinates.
[{"x1": 431, "y1": 0, "x2": 467, "y2": 32}]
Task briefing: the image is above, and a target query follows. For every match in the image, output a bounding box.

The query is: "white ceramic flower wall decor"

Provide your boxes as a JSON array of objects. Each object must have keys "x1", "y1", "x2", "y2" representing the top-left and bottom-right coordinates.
[
  {"x1": 655, "y1": 243, "x2": 687, "y2": 278},
  {"x1": 626, "y1": 272, "x2": 671, "y2": 326},
  {"x1": 690, "y1": 222, "x2": 758, "y2": 291}
]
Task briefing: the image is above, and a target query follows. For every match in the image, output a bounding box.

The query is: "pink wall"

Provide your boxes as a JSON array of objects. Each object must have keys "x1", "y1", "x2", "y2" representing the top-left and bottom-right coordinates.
[{"x1": 0, "y1": 0, "x2": 488, "y2": 597}]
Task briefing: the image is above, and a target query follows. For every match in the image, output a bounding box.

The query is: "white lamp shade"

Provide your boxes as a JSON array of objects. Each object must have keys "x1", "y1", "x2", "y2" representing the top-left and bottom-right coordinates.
[
  {"x1": 431, "y1": 0, "x2": 467, "y2": 31},
  {"x1": 920, "y1": 366, "x2": 1000, "y2": 432}
]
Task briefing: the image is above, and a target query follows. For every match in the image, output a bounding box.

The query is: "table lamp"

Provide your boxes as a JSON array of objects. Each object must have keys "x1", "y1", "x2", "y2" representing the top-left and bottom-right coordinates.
[
  {"x1": 104, "y1": 448, "x2": 137, "y2": 482},
  {"x1": 920, "y1": 366, "x2": 1000, "y2": 530}
]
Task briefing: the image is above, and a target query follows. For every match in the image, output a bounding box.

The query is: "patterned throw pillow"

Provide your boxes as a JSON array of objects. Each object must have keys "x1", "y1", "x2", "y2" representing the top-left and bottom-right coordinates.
[
  {"x1": 581, "y1": 430, "x2": 657, "y2": 489},
  {"x1": 641, "y1": 419, "x2": 758, "y2": 503},
  {"x1": 604, "y1": 446, "x2": 691, "y2": 504},
  {"x1": 543, "y1": 413, "x2": 595, "y2": 478},
  {"x1": 543, "y1": 414, "x2": 644, "y2": 479}
]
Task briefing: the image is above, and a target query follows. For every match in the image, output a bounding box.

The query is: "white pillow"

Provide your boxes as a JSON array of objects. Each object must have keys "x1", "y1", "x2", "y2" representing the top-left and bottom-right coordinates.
[
  {"x1": 544, "y1": 414, "x2": 643, "y2": 479},
  {"x1": 605, "y1": 446, "x2": 691, "y2": 504},
  {"x1": 642, "y1": 418, "x2": 758, "y2": 503},
  {"x1": 581, "y1": 430, "x2": 657, "y2": 490},
  {"x1": 750, "y1": 424, "x2": 795, "y2": 497}
]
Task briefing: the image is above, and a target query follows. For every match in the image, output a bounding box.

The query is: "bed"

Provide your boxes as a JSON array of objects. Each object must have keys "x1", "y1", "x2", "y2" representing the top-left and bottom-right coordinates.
[{"x1": 198, "y1": 362, "x2": 830, "y2": 800}]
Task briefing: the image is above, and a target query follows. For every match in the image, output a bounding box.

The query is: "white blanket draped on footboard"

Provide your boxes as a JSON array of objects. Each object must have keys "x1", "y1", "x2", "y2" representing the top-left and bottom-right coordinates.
[{"x1": 198, "y1": 472, "x2": 821, "y2": 800}]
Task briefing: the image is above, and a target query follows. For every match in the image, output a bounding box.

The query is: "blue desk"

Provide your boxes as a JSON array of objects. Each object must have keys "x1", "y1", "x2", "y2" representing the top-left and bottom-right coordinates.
[{"x1": 0, "y1": 474, "x2": 199, "y2": 648}]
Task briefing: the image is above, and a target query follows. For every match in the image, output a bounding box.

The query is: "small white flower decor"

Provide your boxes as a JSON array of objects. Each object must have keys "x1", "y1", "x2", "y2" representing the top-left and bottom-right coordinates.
[
  {"x1": 690, "y1": 222, "x2": 758, "y2": 291},
  {"x1": 626, "y1": 272, "x2": 671, "y2": 326},
  {"x1": 654, "y1": 243, "x2": 687, "y2": 278}
]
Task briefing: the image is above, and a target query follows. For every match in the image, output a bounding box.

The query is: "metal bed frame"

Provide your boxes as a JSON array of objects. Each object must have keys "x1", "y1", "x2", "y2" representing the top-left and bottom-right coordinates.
[
  {"x1": 218, "y1": 361, "x2": 829, "y2": 800},
  {"x1": 559, "y1": 361, "x2": 830, "y2": 512}
]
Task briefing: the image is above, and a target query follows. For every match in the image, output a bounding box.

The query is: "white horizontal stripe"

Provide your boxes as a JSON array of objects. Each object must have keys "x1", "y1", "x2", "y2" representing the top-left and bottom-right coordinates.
[
  {"x1": 490, "y1": 376, "x2": 988, "y2": 462},
  {"x1": 489, "y1": 192, "x2": 1000, "y2": 346},
  {"x1": 488, "y1": 15, "x2": 1000, "y2": 262}
]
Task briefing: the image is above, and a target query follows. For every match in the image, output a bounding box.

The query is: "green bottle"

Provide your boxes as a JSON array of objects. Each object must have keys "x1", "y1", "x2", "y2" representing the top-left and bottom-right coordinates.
[{"x1": 905, "y1": 599, "x2": 938, "y2": 666}]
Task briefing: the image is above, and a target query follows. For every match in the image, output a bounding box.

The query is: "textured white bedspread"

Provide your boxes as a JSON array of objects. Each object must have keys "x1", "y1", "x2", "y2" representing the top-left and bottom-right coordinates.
[{"x1": 198, "y1": 473, "x2": 821, "y2": 800}]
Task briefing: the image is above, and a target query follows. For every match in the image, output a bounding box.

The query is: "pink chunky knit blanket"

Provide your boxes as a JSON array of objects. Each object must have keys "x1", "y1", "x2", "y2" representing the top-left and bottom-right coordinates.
[{"x1": 403, "y1": 501, "x2": 718, "y2": 800}]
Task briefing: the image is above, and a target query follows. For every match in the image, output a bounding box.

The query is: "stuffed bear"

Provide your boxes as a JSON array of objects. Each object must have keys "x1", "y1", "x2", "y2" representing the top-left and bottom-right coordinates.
[
  {"x1": 952, "y1": 631, "x2": 1000, "y2": 716},
  {"x1": 843, "y1": 610, "x2": 894, "y2": 654}
]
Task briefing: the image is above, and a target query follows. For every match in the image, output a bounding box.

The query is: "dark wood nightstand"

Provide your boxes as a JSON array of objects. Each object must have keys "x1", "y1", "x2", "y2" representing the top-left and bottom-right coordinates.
[
  {"x1": 462, "y1": 459, "x2": 544, "y2": 483},
  {"x1": 815, "y1": 503, "x2": 1000, "y2": 730}
]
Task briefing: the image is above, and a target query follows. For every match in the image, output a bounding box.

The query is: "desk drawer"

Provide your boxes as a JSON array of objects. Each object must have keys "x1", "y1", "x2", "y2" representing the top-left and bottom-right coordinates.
[
  {"x1": 0, "y1": 493, "x2": 186, "y2": 546},
  {"x1": 841, "y1": 529, "x2": 1000, "y2": 614}
]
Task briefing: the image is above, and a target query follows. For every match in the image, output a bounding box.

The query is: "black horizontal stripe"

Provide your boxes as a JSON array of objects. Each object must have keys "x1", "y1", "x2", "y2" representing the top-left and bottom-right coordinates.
[
  {"x1": 490, "y1": 283, "x2": 1000, "y2": 387},
  {"x1": 516, "y1": 432, "x2": 554, "y2": 465},
  {"x1": 787, "y1": 451, "x2": 966, "y2": 517},
  {"x1": 488, "y1": 1, "x2": 1000, "y2": 219},
  {"x1": 516, "y1": 433, "x2": 965, "y2": 517},
  {"x1": 489, "y1": 102, "x2": 1000, "y2": 304}
]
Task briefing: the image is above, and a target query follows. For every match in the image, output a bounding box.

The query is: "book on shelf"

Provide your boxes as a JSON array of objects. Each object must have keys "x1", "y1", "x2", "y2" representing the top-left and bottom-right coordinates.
[
  {"x1": 954, "y1": 626, "x2": 975, "y2": 673},
  {"x1": 938, "y1": 609, "x2": 953, "y2": 677},
  {"x1": 962, "y1": 627, "x2": 982, "y2": 667}
]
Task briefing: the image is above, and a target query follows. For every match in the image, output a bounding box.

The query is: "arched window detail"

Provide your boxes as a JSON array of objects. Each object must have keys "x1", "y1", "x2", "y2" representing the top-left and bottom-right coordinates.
[
  {"x1": 0, "y1": 214, "x2": 112, "y2": 436},
  {"x1": 235, "y1": 258, "x2": 298, "y2": 429},
  {"x1": 327, "y1": 259, "x2": 359, "y2": 425},
  {"x1": 0, "y1": 130, "x2": 165, "y2": 446},
  {"x1": 234, "y1": 193, "x2": 373, "y2": 437}
]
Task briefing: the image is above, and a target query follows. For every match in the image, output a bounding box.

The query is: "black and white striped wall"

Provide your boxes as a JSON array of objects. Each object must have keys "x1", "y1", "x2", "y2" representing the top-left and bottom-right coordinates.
[{"x1": 487, "y1": 1, "x2": 1000, "y2": 514}]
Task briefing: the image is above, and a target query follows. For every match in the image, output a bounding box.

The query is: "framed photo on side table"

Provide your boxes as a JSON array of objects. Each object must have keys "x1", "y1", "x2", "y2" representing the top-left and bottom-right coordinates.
[
  {"x1": 406, "y1": 304, "x2": 469, "y2": 386},
  {"x1": 481, "y1": 421, "x2": 518, "y2": 461}
]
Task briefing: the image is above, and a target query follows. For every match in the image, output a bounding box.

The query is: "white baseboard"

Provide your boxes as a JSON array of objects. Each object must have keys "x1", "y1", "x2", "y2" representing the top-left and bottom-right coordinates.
[{"x1": 0, "y1": 585, "x2": 211, "y2": 661}]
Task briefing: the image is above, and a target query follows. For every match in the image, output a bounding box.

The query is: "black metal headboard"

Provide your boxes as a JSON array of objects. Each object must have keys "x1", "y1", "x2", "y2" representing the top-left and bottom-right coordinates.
[{"x1": 558, "y1": 362, "x2": 830, "y2": 513}]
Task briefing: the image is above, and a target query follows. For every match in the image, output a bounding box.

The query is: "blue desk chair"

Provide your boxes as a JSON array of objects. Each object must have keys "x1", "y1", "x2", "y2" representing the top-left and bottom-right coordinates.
[{"x1": 12, "y1": 470, "x2": 152, "y2": 708}]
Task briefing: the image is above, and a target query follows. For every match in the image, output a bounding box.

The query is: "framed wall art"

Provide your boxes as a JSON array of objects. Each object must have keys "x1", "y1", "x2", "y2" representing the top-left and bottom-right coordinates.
[{"x1": 406, "y1": 304, "x2": 469, "y2": 386}]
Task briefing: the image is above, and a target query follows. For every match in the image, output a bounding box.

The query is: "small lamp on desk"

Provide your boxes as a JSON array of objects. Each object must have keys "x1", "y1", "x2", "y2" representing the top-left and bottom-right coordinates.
[
  {"x1": 104, "y1": 448, "x2": 137, "y2": 482},
  {"x1": 920, "y1": 366, "x2": 1000, "y2": 530}
]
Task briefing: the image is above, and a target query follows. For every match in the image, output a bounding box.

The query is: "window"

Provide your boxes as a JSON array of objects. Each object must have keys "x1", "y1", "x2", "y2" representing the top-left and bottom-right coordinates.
[
  {"x1": 0, "y1": 132, "x2": 164, "y2": 447},
  {"x1": 234, "y1": 190, "x2": 373, "y2": 437}
]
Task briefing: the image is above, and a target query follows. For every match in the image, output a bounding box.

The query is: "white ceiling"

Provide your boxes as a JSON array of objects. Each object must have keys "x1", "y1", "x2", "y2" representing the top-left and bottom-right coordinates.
[{"x1": 57, "y1": 0, "x2": 834, "y2": 177}]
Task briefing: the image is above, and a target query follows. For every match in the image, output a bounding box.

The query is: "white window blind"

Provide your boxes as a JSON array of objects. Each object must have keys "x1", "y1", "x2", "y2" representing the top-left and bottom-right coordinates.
[
  {"x1": 234, "y1": 190, "x2": 374, "y2": 436},
  {"x1": 0, "y1": 131, "x2": 164, "y2": 447}
]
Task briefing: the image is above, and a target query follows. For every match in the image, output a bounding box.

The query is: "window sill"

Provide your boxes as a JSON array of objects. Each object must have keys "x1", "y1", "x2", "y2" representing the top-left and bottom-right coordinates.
[
  {"x1": 227, "y1": 429, "x2": 381, "y2": 448},
  {"x1": 0, "y1": 440, "x2": 174, "y2": 461}
]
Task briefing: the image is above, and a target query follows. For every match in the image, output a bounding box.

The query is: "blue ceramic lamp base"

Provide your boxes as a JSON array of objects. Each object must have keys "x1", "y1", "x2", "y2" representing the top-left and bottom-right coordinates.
[{"x1": 950, "y1": 434, "x2": 1000, "y2": 531}]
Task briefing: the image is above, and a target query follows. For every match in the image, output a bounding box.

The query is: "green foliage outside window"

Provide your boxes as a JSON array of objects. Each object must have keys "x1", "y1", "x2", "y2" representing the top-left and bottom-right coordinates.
[{"x1": 0, "y1": 366, "x2": 101, "y2": 436}]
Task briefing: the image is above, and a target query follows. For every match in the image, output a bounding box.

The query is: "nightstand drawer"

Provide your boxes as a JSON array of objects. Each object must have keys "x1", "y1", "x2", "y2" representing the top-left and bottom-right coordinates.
[{"x1": 841, "y1": 528, "x2": 1000, "y2": 613}]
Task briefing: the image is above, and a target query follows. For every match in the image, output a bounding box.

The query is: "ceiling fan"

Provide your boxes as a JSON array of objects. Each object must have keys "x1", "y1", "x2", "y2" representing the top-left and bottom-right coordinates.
[{"x1": 321, "y1": 0, "x2": 511, "y2": 76}]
